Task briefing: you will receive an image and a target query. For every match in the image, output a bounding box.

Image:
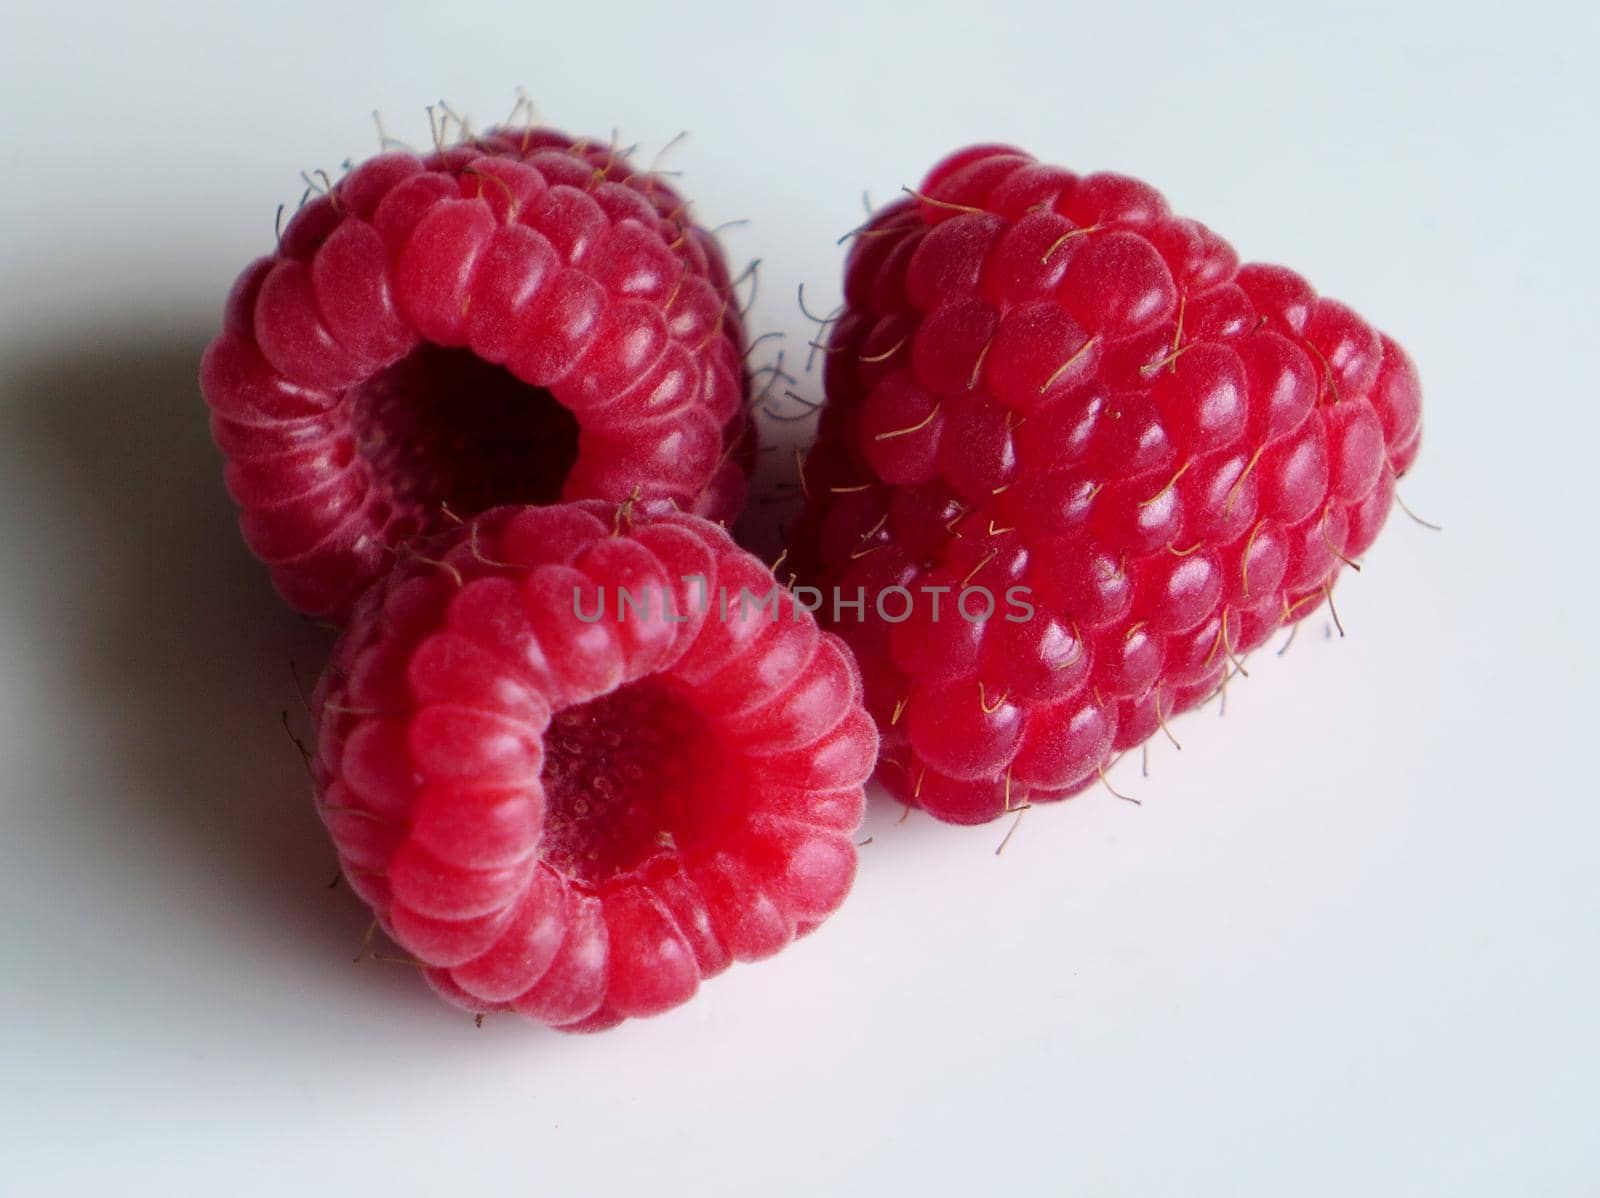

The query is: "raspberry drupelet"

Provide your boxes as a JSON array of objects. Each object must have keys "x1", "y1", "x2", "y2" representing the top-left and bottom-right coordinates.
[
  {"x1": 312, "y1": 501, "x2": 874, "y2": 1031},
  {"x1": 201, "y1": 125, "x2": 755, "y2": 622},
  {"x1": 787, "y1": 145, "x2": 1422, "y2": 825}
]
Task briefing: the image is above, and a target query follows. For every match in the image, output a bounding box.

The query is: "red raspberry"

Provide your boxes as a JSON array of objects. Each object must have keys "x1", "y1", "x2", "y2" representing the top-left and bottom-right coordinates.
[
  {"x1": 201, "y1": 126, "x2": 755, "y2": 622},
  {"x1": 312, "y1": 501, "x2": 873, "y2": 1031},
  {"x1": 788, "y1": 145, "x2": 1422, "y2": 825}
]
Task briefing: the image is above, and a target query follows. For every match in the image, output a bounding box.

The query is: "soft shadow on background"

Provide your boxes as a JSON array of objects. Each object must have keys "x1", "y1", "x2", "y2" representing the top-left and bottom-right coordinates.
[{"x1": 0, "y1": 330, "x2": 422, "y2": 1000}]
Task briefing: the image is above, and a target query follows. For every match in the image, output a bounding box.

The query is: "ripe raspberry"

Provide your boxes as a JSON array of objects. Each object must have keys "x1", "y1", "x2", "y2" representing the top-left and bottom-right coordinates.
[
  {"x1": 201, "y1": 125, "x2": 755, "y2": 622},
  {"x1": 312, "y1": 501, "x2": 873, "y2": 1031},
  {"x1": 788, "y1": 145, "x2": 1422, "y2": 825}
]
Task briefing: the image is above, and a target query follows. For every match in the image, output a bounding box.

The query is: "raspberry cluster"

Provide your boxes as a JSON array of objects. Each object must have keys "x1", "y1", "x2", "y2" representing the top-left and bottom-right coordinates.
[
  {"x1": 201, "y1": 127, "x2": 753, "y2": 621},
  {"x1": 200, "y1": 115, "x2": 1422, "y2": 1029},
  {"x1": 787, "y1": 145, "x2": 1422, "y2": 824},
  {"x1": 313, "y1": 502, "x2": 873, "y2": 1032}
]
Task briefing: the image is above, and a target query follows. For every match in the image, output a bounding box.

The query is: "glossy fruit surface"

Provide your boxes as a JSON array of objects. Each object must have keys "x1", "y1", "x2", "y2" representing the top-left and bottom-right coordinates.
[
  {"x1": 788, "y1": 145, "x2": 1422, "y2": 824},
  {"x1": 201, "y1": 126, "x2": 753, "y2": 621},
  {"x1": 313, "y1": 501, "x2": 872, "y2": 1030}
]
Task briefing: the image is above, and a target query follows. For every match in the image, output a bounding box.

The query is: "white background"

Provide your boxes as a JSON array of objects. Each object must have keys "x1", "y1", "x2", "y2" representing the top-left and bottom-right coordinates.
[{"x1": 1, "y1": 1, "x2": 1595, "y2": 1193}]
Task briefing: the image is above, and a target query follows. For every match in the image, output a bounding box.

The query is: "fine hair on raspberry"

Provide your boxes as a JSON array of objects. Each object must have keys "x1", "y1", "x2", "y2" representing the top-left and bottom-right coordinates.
[
  {"x1": 201, "y1": 121, "x2": 755, "y2": 621},
  {"x1": 787, "y1": 144, "x2": 1423, "y2": 825},
  {"x1": 311, "y1": 501, "x2": 875, "y2": 1031}
]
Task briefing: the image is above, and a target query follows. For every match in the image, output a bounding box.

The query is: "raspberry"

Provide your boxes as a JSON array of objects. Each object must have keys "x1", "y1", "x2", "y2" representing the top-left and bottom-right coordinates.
[
  {"x1": 788, "y1": 145, "x2": 1422, "y2": 825},
  {"x1": 201, "y1": 125, "x2": 755, "y2": 621},
  {"x1": 312, "y1": 501, "x2": 874, "y2": 1031}
]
